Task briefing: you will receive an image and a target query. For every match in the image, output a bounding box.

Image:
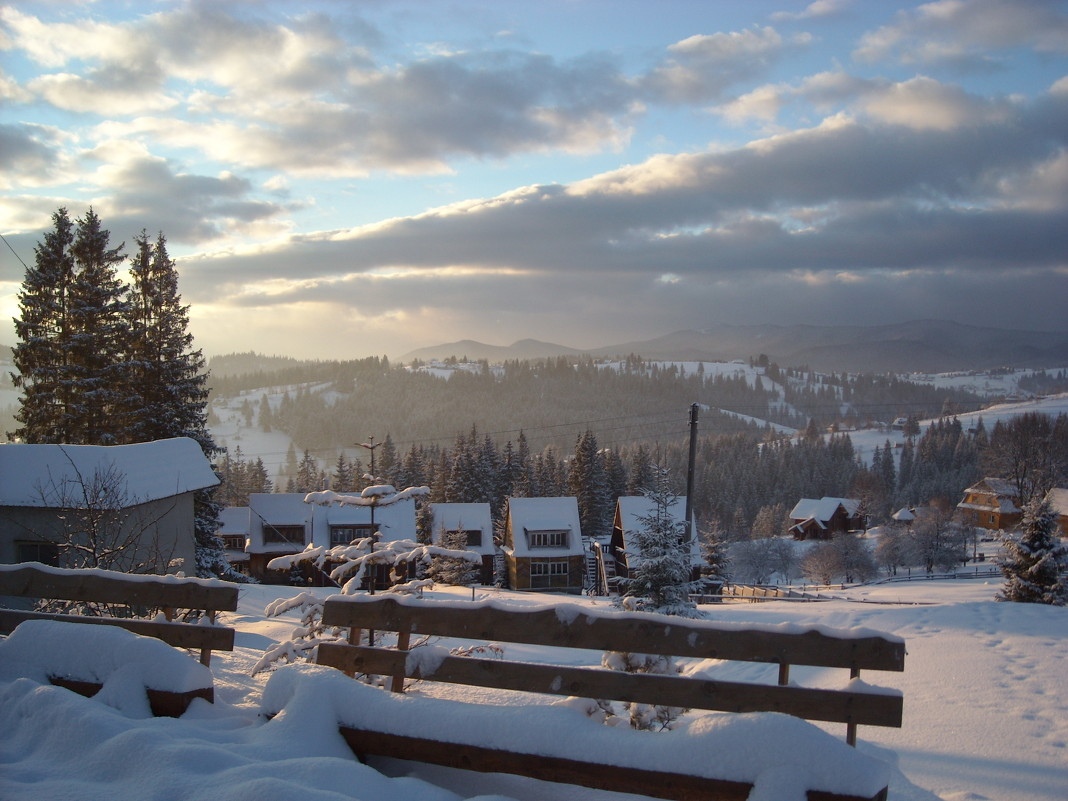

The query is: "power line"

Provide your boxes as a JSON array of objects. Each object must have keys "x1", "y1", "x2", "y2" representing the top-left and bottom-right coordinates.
[{"x1": 0, "y1": 231, "x2": 29, "y2": 271}]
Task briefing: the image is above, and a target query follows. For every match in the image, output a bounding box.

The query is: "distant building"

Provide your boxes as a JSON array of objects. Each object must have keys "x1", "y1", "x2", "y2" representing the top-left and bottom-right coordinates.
[
  {"x1": 243, "y1": 492, "x2": 418, "y2": 583},
  {"x1": 788, "y1": 497, "x2": 865, "y2": 540},
  {"x1": 501, "y1": 497, "x2": 585, "y2": 593},
  {"x1": 609, "y1": 496, "x2": 700, "y2": 586},
  {"x1": 957, "y1": 478, "x2": 1022, "y2": 531}
]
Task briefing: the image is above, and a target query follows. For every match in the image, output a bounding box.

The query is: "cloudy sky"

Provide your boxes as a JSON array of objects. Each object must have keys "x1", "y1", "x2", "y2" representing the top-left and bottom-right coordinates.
[{"x1": 2, "y1": 0, "x2": 1067, "y2": 360}]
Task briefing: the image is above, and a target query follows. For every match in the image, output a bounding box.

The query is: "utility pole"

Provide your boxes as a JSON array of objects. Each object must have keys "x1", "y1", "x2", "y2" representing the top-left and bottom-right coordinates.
[
  {"x1": 359, "y1": 435, "x2": 382, "y2": 598},
  {"x1": 685, "y1": 403, "x2": 699, "y2": 535}
]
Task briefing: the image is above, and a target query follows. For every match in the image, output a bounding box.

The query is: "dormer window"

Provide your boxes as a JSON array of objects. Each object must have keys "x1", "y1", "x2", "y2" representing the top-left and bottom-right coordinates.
[{"x1": 527, "y1": 529, "x2": 568, "y2": 549}]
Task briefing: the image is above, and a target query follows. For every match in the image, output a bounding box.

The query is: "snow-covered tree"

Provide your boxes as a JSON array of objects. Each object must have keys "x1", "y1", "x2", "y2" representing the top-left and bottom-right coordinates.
[
  {"x1": 270, "y1": 486, "x2": 479, "y2": 594},
  {"x1": 618, "y1": 467, "x2": 701, "y2": 617},
  {"x1": 997, "y1": 498, "x2": 1068, "y2": 605},
  {"x1": 425, "y1": 527, "x2": 480, "y2": 585}
]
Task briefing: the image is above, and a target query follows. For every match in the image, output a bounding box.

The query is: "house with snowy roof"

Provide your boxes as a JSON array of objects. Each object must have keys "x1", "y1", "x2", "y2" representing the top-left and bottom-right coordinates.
[
  {"x1": 217, "y1": 506, "x2": 251, "y2": 574},
  {"x1": 0, "y1": 438, "x2": 218, "y2": 574},
  {"x1": 608, "y1": 496, "x2": 701, "y2": 588},
  {"x1": 430, "y1": 502, "x2": 496, "y2": 584},
  {"x1": 788, "y1": 497, "x2": 865, "y2": 540},
  {"x1": 501, "y1": 497, "x2": 585, "y2": 593},
  {"x1": 245, "y1": 492, "x2": 418, "y2": 582},
  {"x1": 956, "y1": 478, "x2": 1022, "y2": 531}
]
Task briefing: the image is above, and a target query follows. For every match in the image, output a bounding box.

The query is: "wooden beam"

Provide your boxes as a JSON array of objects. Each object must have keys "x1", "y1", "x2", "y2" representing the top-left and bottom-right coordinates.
[
  {"x1": 0, "y1": 609, "x2": 235, "y2": 653},
  {"x1": 48, "y1": 677, "x2": 214, "y2": 718},
  {"x1": 321, "y1": 597, "x2": 905, "y2": 672},
  {"x1": 316, "y1": 644, "x2": 903, "y2": 728},
  {"x1": 0, "y1": 564, "x2": 239, "y2": 612},
  {"x1": 338, "y1": 726, "x2": 887, "y2": 801}
]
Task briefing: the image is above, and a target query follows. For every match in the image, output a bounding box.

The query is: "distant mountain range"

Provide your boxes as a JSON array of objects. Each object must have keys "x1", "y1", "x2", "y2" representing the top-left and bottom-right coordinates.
[{"x1": 400, "y1": 320, "x2": 1068, "y2": 374}]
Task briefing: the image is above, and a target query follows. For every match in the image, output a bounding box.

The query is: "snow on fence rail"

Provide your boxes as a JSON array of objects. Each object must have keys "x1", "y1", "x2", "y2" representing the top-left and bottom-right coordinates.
[
  {"x1": 310, "y1": 594, "x2": 905, "y2": 801},
  {"x1": 0, "y1": 562, "x2": 239, "y2": 666}
]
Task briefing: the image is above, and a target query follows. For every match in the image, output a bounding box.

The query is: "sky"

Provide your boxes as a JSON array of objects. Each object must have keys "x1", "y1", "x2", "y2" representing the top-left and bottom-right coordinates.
[{"x1": 2, "y1": 0, "x2": 1067, "y2": 360}]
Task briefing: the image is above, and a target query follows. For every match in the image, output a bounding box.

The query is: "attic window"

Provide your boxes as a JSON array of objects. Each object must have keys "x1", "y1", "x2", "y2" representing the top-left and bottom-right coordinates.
[
  {"x1": 447, "y1": 528, "x2": 482, "y2": 547},
  {"x1": 264, "y1": 525, "x2": 305, "y2": 545},
  {"x1": 331, "y1": 525, "x2": 374, "y2": 546},
  {"x1": 527, "y1": 529, "x2": 567, "y2": 549}
]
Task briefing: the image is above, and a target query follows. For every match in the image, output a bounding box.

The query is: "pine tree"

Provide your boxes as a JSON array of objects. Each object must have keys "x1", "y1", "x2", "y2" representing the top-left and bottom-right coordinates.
[
  {"x1": 619, "y1": 467, "x2": 700, "y2": 617},
  {"x1": 568, "y1": 430, "x2": 611, "y2": 541},
  {"x1": 11, "y1": 208, "x2": 76, "y2": 443},
  {"x1": 997, "y1": 498, "x2": 1068, "y2": 605},
  {"x1": 66, "y1": 208, "x2": 129, "y2": 445}
]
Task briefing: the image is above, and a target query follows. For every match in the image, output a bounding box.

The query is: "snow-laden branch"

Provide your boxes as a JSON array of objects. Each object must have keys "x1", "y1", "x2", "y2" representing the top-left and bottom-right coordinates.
[{"x1": 303, "y1": 485, "x2": 430, "y2": 508}]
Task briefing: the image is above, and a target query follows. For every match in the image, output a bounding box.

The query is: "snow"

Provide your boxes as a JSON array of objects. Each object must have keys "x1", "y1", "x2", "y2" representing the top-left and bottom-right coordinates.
[
  {"x1": 1, "y1": 580, "x2": 1066, "y2": 801},
  {"x1": 0, "y1": 437, "x2": 219, "y2": 507}
]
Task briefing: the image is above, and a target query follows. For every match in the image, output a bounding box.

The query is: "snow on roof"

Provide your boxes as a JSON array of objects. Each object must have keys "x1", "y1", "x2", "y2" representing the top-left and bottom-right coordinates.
[
  {"x1": 1046, "y1": 488, "x2": 1068, "y2": 516},
  {"x1": 432, "y1": 502, "x2": 493, "y2": 532},
  {"x1": 0, "y1": 438, "x2": 218, "y2": 508},
  {"x1": 963, "y1": 477, "x2": 1020, "y2": 497},
  {"x1": 508, "y1": 496, "x2": 581, "y2": 532},
  {"x1": 217, "y1": 507, "x2": 250, "y2": 534},
  {"x1": 892, "y1": 508, "x2": 916, "y2": 522},
  {"x1": 616, "y1": 495, "x2": 687, "y2": 532},
  {"x1": 789, "y1": 497, "x2": 861, "y2": 522},
  {"x1": 249, "y1": 493, "x2": 312, "y2": 525}
]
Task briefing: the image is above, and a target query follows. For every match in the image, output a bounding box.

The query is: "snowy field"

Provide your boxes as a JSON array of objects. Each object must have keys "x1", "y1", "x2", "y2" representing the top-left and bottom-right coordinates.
[{"x1": 2, "y1": 579, "x2": 1066, "y2": 801}]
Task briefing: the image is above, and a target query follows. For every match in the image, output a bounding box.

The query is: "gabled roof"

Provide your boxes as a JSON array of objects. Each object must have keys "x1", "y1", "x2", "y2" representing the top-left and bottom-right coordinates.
[
  {"x1": 507, "y1": 497, "x2": 584, "y2": 557},
  {"x1": 1046, "y1": 488, "x2": 1068, "y2": 516},
  {"x1": 789, "y1": 497, "x2": 861, "y2": 523},
  {"x1": 218, "y1": 507, "x2": 250, "y2": 534},
  {"x1": 615, "y1": 495, "x2": 688, "y2": 533},
  {"x1": 962, "y1": 477, "x2": 1019, "y2": 498},
  {"x1": 0, "y1": 438, "x2": 218, "y2": 508}
]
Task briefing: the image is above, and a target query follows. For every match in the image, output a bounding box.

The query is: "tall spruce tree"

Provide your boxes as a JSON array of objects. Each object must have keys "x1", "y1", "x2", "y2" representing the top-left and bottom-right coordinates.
[
  {"x1": 568, "y1": 429, "x2": 612, "y2": 540},
  {"x1": 11, "y1": 208, "x2": 76, "y2": 443},
  {"x1": 67, "y1": 208, "x2": 129, "y2": 445}
]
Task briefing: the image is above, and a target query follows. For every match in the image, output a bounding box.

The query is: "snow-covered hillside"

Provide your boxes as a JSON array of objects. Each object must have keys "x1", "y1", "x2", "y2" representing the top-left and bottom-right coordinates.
[{"x1": 1, "y1": 580, "x2": 1065, "y2": 801}]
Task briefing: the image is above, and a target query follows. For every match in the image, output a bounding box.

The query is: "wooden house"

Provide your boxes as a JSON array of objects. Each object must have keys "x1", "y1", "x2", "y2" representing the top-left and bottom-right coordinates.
[
  {"x1": 501, "y1": 497, "x2": 585, "y2": 593},
  {"x1": 245, "y1": 492, "x2": 418, "y2": 583},
  {"x1": 788, "y1": 497, "x2": 864, "y2": 540},
  {"x1": 430, "y1": 502, "x2": 496, "y2": 584},
  {"x1": 956, "y1": 478, "x2": 1022, "y2": 531}
]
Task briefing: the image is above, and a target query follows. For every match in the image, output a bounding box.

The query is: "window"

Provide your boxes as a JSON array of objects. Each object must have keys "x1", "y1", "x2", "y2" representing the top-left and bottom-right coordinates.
[
  {"x1": 263, "y1": 525, "x2": 305, "y2": 545},
  {"x1": 16, "y1": 541, "x2": 58, "y2": 566},
  {"x1": 530, "y1": 559, "x2": 569, "y2": 588},
  {"x1": 331, "y1": 525, "x2": 374, "y2": 546},
  {"x1": 446, "y1": 528, "x2": 482, "y2": 548},
  {"x1": 220, "y1": 535, "x2": 245, "y2": 551},
  {"x1": 526, "y1": 529, "x2": 568, "y2": 549}
]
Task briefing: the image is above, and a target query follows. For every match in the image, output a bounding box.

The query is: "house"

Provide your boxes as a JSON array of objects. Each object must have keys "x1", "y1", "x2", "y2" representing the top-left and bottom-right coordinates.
[
  {"x1": 788, "y1": 497, "x2": 865, "y2": 540},
  {"x1": 217, "y1": 506, "x2": 251, "y2": 574},
  {"x1": 245, "y1": 492, "x2": 418, "y2": 583},
  {"x1": 501, "y1": 497, "x2": 585, "y2": 593},
  {"x1": 608, "y1": 496, "x2": 701, "y2": 590},
  {"x1": 430, "y1": 502, "x2": 496, "y2": 584},
  {"x1": 957, "y1": 478, "x2": 1022, "y2": 531},
  {"x1": 1044, "y1": 488, "x2": 1068, "y2": 537},
  {"x1": 0, "y1": 437, "x2": 219, "y2": 574}
]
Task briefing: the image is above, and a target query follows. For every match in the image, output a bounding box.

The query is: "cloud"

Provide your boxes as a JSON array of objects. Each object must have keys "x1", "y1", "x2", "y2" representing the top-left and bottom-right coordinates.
[
  {"x1": 854, "y1": 0, "x2": 1068, "y2": 69},
  {"x1": 177, "y1": 85, "x2": 1068, "y2": 322},
  {"x1": 643, "y1": 27, "x2": 809, "y2": 104},
  {"x1": 771, "y1": 0, "x2": 853, "y2": 23},
  {"x1": 0, "y1": 123, "x2": 69, "y2": 189}
]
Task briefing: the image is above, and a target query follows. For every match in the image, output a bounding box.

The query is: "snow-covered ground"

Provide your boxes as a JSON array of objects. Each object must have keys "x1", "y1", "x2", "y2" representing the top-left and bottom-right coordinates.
[{"x1": 2, "y1": 579, "x2": 1066, "y2": 801}]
